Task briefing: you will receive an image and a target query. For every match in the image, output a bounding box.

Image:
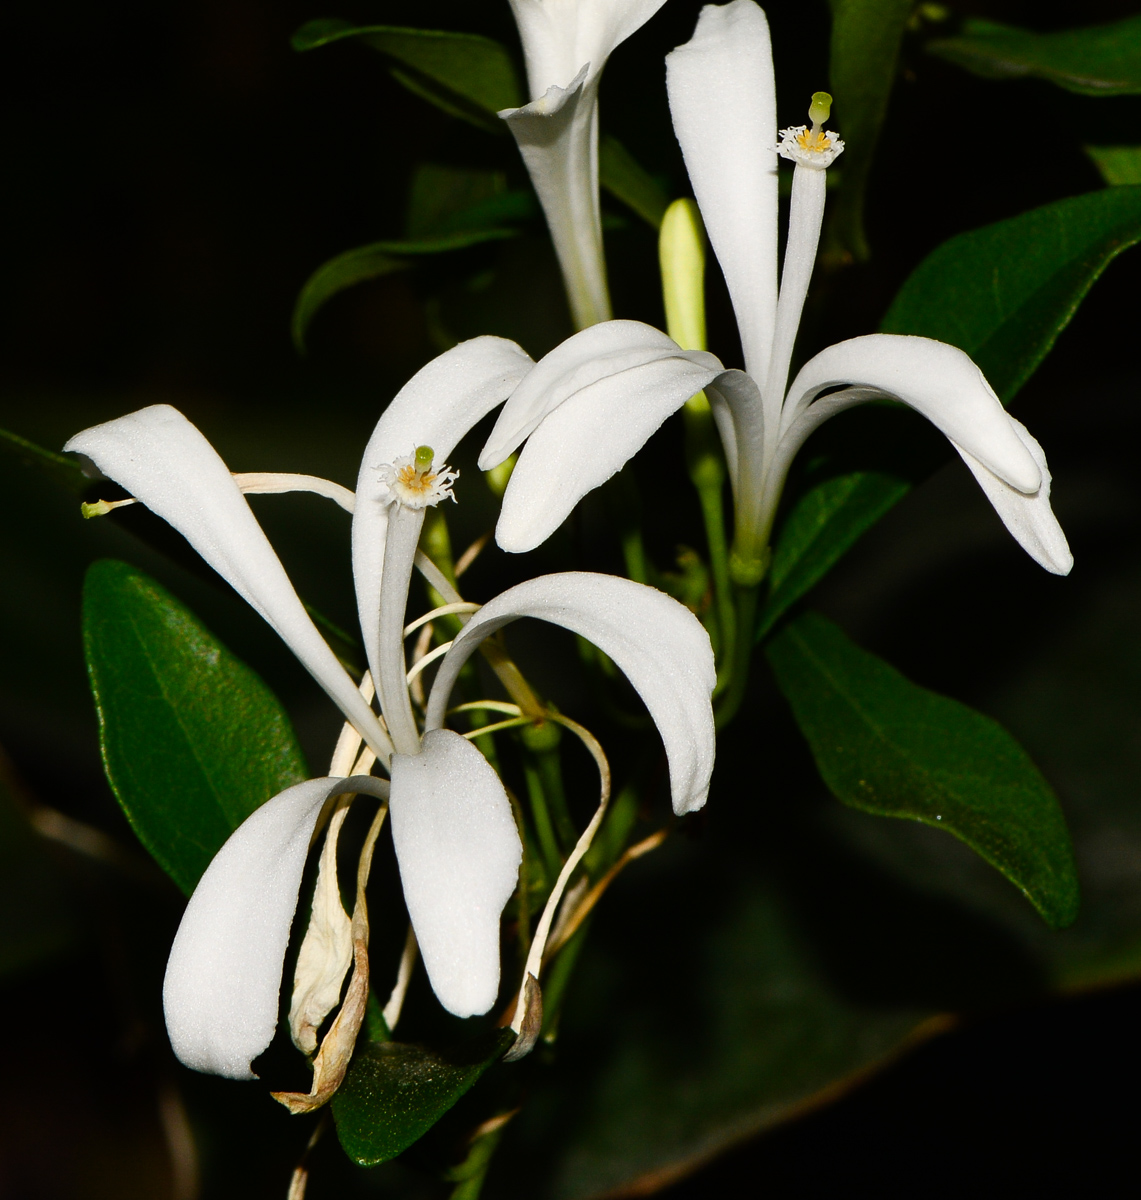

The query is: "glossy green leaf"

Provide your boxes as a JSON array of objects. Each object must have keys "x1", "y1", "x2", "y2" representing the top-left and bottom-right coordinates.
[
  {"x1": 1, "y1": 426, "x2": 88, "y2": 492},
  {"x1": 882, "y1": 185, "x2": 1141, "y2": 400},
  {"x1": 292, "y1": 230, "x2": 518, "y2": 353},
  {"x1": 757, "y1": 472, "x2": 910, "y2": 641},
  {"x1": 333, "y1": 1031, "x2": 514, "y2": 1166},
  {"x1": 765, "y1": 611, "x2": 1079, "y2": 929},
  {"x1": 598, "y1": 135, "x2": 670, "y2": 230},
  {"x1": 292, "y1": 19, "x2": 523, "y2": 132},
  {"x1": 82, "y1": 559, "x2": 307, "y2": 895},
  {"x1": 928, "y1": 16, "x2": 1141, "y2": 96},
  {"x1": 824, "y1": 0, "x2": 914, "y2": 263},
  {"x1": 1085, "y1": 145, "x2": 1141, "y2": 186},
  {"x1": 761, "y1": 185, "x2": 1141, "y2": 637}
]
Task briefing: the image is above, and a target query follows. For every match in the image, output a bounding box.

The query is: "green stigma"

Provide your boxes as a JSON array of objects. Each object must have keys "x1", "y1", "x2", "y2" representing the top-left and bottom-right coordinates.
[
  {"x1": 808, "y1": 91, "x2": 832, "y2": 127},
  {"x1": 414, "y1": 445, "x2": 435, "y2": 471}
]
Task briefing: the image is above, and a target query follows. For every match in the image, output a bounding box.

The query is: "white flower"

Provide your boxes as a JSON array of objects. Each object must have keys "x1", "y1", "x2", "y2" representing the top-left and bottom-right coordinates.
[
  {"x1": 65, "y1": 334, "x2": 716, "y2": 1080},
  {"x1": 666, "y1": 0, "x2": 1071, "y2": 577},
  {"x1": 501, "y1": 0, "x2": 671, "y2": 330}
]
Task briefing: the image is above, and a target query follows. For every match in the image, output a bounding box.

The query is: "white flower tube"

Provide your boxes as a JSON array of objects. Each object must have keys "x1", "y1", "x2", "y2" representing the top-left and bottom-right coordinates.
[{"x1": 502, "y1": 0, "x2": 670, "y2": 329}]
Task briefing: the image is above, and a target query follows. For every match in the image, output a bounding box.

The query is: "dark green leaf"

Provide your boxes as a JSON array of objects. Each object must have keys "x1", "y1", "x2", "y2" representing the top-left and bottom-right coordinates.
[
  {"x1": 292, "y1": 230, "x2": 518, "y2": 353},
  {"x1": 757, "y1": 471, "x2": 910, "y2": 641},
  {"x1": 332, "y1": 1031, "x2": 514, "y2": 1166},
  {"x1": 765, "y1": 611, "x2": 1079, "y2": 929},
  {"x1": 1, "y1": 426, "x2": 88, "y2": 493},
  {"x1": 292, "y1": 19, "x2": 523, "y2": 132},
  {"x1": 824, "y1": 0, "x2": 914, "y2": 263},
  {"x1": 882, "y1": 185, "x2": 1141, "y2": 400},
  {"x1": 598, "y1": 135, "x2": 670, "y2": 229},
  {"x1": 1085, "y1": 144, "x2": 1141, "y2": 186},
  {"x1": 928, "y1": 16, "x2": 1141, "y2": 96},
  {"x1": 82, "y1": 560, "x2": 307, "y2": 895}
]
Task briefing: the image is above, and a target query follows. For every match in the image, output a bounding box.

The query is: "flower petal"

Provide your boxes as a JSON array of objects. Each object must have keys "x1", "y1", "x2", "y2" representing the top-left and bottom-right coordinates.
[
  {"x1": 954, "y1": 417, "x2": 1073, "y2": 576},
  {"x1": 65, "y1": 405, "x2": 390, "y2": 759},
  {"x1": 352, "y1": 337, "x2": 533, "y2": 683},
  {"x1": 783, "y1": 334, "x2": 1041, "y2": 493},
  {"x1": 495, "y1": 349, "x2": 722, "y2": 552},
  {"x1": 163, "y1": 775, "x2": 389, "y2": 1079},
  {"x1": 509, "y1": 0, "x2": 669, "y2": 97},
  {"x1": 426, "y1": 574, "x2": 717, "y2": 814},
  {"x1": 666, "y1": 0, "x2": 779, "y2": 385},
  {"x1": 501, "y1": 69, "x2": 611, "y2": 330},
  {"x1": 389, "y1": 730, "x2": 522, "y2": 1018},
  {"x1": 481, "y1": 320, "x2": 702, "y2": 467}
]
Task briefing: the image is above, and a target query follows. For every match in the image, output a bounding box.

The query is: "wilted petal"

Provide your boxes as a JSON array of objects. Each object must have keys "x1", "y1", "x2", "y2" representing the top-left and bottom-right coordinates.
[
  {"x1": 388, "y1": 730, "x2": 522, "y2": 1018},
  {"x1": 352, "y1": 337, "x2": 533, "y2": 683},
  {"x1": 426, "y1": 573, "x2": 716, "y2": 814},
  {"x1": 495, "y1": 349, "x2": 722, "y2": 552},
  {"x1": 501, "y1": 69, "x2": 611, "y2": 331},
  {"x1": 65, "y1": 406, "x2": 389, "y2": 758},
  {"x1": 955, "y1": 417, "x2": 1073, "y2": 575},
  {"x1": 783, "y1": 334, "x2": 1041, "y2": 494},
  {"x1": 509, "y1": 0, "x2": 670, "y2": 97},
  {"x1": 666, "y1": 0, "x2": 779, "y2": 386},
  {"x1": 163, "y1": 775, "x2": 389, "y2": 1080}
]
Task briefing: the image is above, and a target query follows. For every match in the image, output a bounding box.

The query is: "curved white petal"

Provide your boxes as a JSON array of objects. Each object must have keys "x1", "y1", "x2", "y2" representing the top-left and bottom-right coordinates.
[
  {"x1": 389, "y1": 730, "x2": 522, "y2": 1018},
  {"x1": 666, "y1": 1, "x2": 779, "y2": 386},
  {"x1": 426, "y1": 574, "x2": 717, "y2": 814},
  {"x1": 352, "y1": 337, "x2": 533, "y2": 684},
  {"x1": 496, "y1": 350, "x2": 722, "y2": 552},
  {"x1": 481, "y1": 320, "x2": 701, "y2": 468},
  {"x1": 65, "y1": 406, "x2": 390, "y2": 759},
  {"x1": 954, "y1": 417, "x2": 1073, "y2": 575},
  {"x1": 509, "y1": 0, "x2": 669, "y2": 97},
  {"x1": 501, "y1": 69, "x2": 611, "y2": 331},
  {"x1": 163, "y1": 775, "x2": 390, "y2": 1079},
  {"x1": 783, "y1": 335, "x2": 1042, "y2": 494}
]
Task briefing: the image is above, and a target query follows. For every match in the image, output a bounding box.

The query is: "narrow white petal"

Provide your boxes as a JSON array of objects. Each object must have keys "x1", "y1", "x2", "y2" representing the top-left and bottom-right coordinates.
[
  {"x1": 65, "y1": 406, "x2": 390, "y2": 759},
  {"x1": 666, "y1": 0, "x2": 779, "y2": 385},
  {"x1": 783, "y1": 335, "x2": 1042, "y2": 493},
  {"x1": 509, "y1": 0, "x2": 669, "y2": 97},
  {"x1": 705, "y1": 368, "x2": 765, "y2": 516},
  {"x1": 389, "y1": 730, "x2": 522, "y2": 1018},
  {"x1": 163, "y1": 775, "x2": 389, "y2": 1079},
  {"x1": 426, "y1": 574, "x2": 717, "y2": 814},
  {"x1": 954, "y1": 418, "x2": 1073, "y2": 575},
  {"x1": 496, "y1": 351, "x2": 722, "y2": 552},
  {"x1": 501, "y1": 70, "x2": 611, "y2": 330},
  {"x1": 352, "y1": 337, "x2": 533, "y2": 685},
  {"x1": 482, "y1": 321, "x2": 694, "y2": 468}
]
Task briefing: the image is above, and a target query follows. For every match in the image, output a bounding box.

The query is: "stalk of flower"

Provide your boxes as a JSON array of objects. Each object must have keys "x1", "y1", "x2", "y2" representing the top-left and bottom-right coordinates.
[
  {"x1": 501, "y1": 0, "x2": 670, "y2": 330},
  {"x1": 64, "y1": 334, "x2": 716, "y2": 1094}
]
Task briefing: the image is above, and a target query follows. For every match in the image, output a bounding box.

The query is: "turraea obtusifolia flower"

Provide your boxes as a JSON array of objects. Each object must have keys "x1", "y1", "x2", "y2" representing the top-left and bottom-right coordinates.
[
  {"x1": 501, "y1": 0, "x2": 671, "y2": 330},
  {"x1": 65, "y1": 334, "x2": 716, "y2": 1098},
  {"x1": 665, "y1": 0, "x2": 1071, "y2": 581}
]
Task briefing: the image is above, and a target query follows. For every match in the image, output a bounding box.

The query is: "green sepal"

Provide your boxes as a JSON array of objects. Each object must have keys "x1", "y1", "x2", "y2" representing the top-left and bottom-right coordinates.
[
  {"x1": 766, "y1": 611, "x2": 1080, "y2": 929},
  {"x1": 928, "y1": 15, "x2": 1141, "y2": 96},
  {"x1": 331, "y1": 1030, "x2": 515, "y2": 1166},
  {"x1": 291, "y1": 19, "x2": 523, "y2": 131},
  {"x1": 82, "y1": 560, "x2": 308, "y2": 895}
]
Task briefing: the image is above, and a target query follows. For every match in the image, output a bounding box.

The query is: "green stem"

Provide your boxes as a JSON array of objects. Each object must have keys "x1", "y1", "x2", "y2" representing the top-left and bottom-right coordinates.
[
  {"x1": 714, "y1": 583, "x2": 760, "y2": 730},
  {"x1": 523, "y1": 759, "x2": 563, "y2": 884}
]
